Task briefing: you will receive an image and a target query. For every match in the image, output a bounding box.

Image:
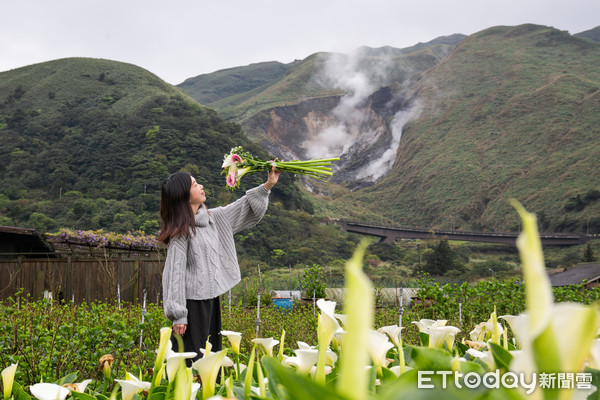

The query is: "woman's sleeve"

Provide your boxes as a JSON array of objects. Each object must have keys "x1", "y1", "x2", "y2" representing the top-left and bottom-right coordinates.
[
  {"x1": 162, "y1": 235, "x2": 188, "y2": 325},
  {"x1": 220, "y1": 185, "x2": 270, "y2": 234}
]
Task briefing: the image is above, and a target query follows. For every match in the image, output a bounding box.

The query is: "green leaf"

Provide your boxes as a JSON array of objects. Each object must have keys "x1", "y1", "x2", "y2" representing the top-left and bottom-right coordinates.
[
  {"x1": 379, "y1": 366, "x2": 400, "y2": 384},
  {"x1": 409, "y1": 346, "x2": 453, "y2": 371},
  {"x1": 377, "y1": 368, "x2": 469, "y2": 400},
  {"x1": 584, "y1": 367, "x2": 600, "y2": 400},
  {"x1": 262, "y1": 356, "x2": 287, "y2": 399},
  {"x1": 56, "y1": 372, "x2": 78, "y2": 385},
  {"x1": 147, "y1": 392, "x2": 166, "y2": 400},
  {"x1": 457, "y1": 359, "x2": 488, "y2": 376},
  {"x1": 454, "y1": 341, "x2": 469, "y2": 356},
  {"x1": 261, "y1": 356, "x2": 348, "y2": 400},
  {"x1": 72, "y1": 392, "x2": 98, "y2": 400},
  {"x1": 488, "y1": 342, "x2": 513, "y2": 371},
  {"x1": 12, "y1": 382, "x2": 32, "y2": 400}
]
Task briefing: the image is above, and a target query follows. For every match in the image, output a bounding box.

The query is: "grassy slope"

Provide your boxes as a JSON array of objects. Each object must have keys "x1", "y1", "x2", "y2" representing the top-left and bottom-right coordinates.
[
  {"x1": 0, "y1": 57, "x2": 309, "y2": 232},
  {"x1": 0, "y1": 57, "x2": 187, "y2": 117},
  {"x1": 184, "y1": 41, "x2": 460, "y2": 123},
  {"x1": 312, "y1": 24, "x2": 600, "y2": 232},
  {"x1": 177, "y1": 61, "x2": 293, "y2": 105},
  {"x1": 574, "y1": 26, "x2": 600, "y2": 42}
]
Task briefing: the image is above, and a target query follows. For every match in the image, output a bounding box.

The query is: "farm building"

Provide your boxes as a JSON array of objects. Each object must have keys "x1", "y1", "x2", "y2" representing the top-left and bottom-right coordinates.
[{"x1": 548, "y1": 263, "x2": 600, "y2": 287}]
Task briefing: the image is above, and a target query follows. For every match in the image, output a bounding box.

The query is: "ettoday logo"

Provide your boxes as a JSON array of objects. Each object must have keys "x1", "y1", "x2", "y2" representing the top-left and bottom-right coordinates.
[{"x1": 417, "y1": 370, "x2": 593, "y2": 394}]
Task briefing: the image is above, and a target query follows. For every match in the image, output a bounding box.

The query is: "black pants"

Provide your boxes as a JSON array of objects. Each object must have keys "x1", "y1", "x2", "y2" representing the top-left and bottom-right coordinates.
[{"x1": 171, "y1": 297, "x2": 222, "y2": 365}]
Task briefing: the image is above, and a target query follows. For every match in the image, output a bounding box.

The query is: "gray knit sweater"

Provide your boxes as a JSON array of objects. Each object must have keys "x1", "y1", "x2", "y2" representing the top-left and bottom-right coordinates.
[{"x1": 162, "y1": 185, "x2": 270, "y2": 325}]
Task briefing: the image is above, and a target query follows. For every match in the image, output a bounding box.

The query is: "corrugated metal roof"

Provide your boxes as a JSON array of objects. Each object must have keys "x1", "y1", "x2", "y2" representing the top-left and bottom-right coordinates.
[{"x1": 548, "y1": 263, "x2": 600, "y2": 286}]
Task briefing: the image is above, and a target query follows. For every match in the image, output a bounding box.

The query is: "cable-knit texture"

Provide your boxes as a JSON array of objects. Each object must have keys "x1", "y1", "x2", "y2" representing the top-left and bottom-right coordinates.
[{"x1": 162, "y1": 185, "x2": 270, "y2": 325}]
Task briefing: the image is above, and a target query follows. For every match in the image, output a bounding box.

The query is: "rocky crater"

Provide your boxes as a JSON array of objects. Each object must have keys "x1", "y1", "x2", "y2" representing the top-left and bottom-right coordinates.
[{"x1": 242, "y1": 85, "x2": 413, "y2": 190}]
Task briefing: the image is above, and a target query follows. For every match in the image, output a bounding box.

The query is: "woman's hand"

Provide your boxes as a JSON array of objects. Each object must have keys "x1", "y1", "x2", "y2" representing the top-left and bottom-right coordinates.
[
  {"x1": 173, "y1": 324, "x2": 187, "y2": 336},
  {"x1": 264, "y1": 159, "x2": 281, "y2": 191}
]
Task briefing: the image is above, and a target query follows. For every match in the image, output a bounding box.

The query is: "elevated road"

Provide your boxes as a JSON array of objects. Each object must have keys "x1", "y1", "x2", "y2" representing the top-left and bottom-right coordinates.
[{"x1": 336, "y1": 220, "x2": 588, "y2": 246}]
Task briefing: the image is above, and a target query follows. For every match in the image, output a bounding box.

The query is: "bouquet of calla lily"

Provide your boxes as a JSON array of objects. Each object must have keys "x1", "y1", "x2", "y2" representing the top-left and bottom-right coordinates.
[{"x1": 221, "y1": 146, "x2": 340, "y2": 188}]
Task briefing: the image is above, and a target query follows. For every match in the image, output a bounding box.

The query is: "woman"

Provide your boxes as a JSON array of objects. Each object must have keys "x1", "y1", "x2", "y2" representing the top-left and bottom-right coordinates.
[{"x1": 158, "y1": 164, "x2": 280, "y2": 359}]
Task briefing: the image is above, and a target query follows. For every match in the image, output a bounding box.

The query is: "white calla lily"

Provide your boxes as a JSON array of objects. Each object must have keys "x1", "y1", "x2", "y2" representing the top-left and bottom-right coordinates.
[
  {"x1": 221, "y1": 354, "x2": 235, "y2": 368},
  {"x1": 221, "y1": 153, "x2": 241, "y2": 168},
  {"x1": 412, "y1": 319, "x2": 460, "y2": 350},
  {"x1": 469, "y1": 318, "x2": 504, "y2": 342},
  {"x1": 252, "y1": 338, "x2": 279, "y2": 357},
  {"x1": 427, "y1": 325, "x2": 461, "y2": 350},
  {"x1": 466, "y1": 348, "x2": 495, "y2": 370},
  {"x1": 317, "y1": 299, "x2": 341, "y2": 348},
  {"x1": 189, "y1": 382, "x2": 200, "y2": 400},
  {"x1": 506, "y1": 200, "x2": 600, "y2": 399},
  {"x1": 152, "y1": 327, "x2": 172, "y2": 387},
  {"x1": 317, "y1": 298, "x2": 336, "y2": 315},
  {"x1": 315, "y1": 298, "x2": 341, "y2": 383},
  {"x1": 325, "y1": 348, "x2": 338, "y2": 366},
  {"x1": 310, "y1": 365, "x2": 333, "y2": 378},
  {"x1": 296, "y1": 341, "x2": 314, "y2": 350},
  {"x1": 63, "y1": 379, "x2": 93, "y2": 393},
  {"x1": 411, "y1": 319, "x2": 447, "y2": 332},
  {"x1": 221, "y1": 330, "x2": 242, "y2": 354},
  {"x1": 165, "y1": 349, "x2": 197, "y2": 381},
  {"x1": 191, "y1": 349, "x2": 228, "y2": 399},
  {"x1": 115, "y1": 373, "x2": 151, "y2": 400},
  {"x1": 367, "y1": 330, "x2": 395, "y2": 368},
  {"x1": 29, "y1": 383, "x2": 70, "y2": 400},
  {"x1": 589, "y1": 339, "x2": 600, "y2": 369},
  {"x1": 1, "y1": 363, "x2": 17, "y2": 400},
  {"x1": 377, "y1": 325, "x2": 403, "y2": 349},
  {"x1": 334, "y1": 313, "x2": 347, "y2": 325},
  {"x1": 283, "y1": 348, "x2": 319, "y2": 375}
]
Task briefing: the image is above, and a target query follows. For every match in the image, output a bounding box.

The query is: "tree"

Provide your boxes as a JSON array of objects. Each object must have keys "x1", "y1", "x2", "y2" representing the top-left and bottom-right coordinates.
[
  {"x1": 27, "y1": 212, "x2": 58, "y2": 233},
  {"x1": 300, "y1": 264, "x2": 327, "y2": 299},
  {"x1": 421, "y1": 239, "x2": 463, "y2": 276},
  {"x1": 583, "y1": 243, "x2": 596, "y2": 263}
]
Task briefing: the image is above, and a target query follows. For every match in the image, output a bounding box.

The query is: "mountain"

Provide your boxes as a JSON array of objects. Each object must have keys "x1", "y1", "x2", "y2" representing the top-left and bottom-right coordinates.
[
  {"x1": 313, "y1": 24, "x2": 600, "y2": 233},
  {"x1": 178, "y1": 61, "x2": 296, "y2": 105},
  {"x1": 179, "y1": 35, "x2": 466, "y2": 187},
  {"x1": 179, "y1": 24, "x2": 600, "y2": 234},
  {"x1": 0, "y1": 57, "x2": 309, "y2": 233},
  {"x1": 574, "y1": 26, "x2": 600, "y2": 42}
]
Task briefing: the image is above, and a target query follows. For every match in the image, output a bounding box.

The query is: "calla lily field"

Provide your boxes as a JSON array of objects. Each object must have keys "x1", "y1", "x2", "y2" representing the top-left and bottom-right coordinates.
[{"x1": 2, "y1": 202, "x2": 600, "y2": 399}]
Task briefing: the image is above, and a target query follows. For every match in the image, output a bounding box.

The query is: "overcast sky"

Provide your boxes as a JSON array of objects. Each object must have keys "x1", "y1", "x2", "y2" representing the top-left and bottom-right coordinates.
[{"x1": 1, "y1": 0, "x2": 598, "y2": 85}]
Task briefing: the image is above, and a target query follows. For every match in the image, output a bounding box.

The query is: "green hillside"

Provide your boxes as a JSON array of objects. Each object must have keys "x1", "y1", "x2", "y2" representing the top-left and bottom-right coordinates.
[
  {"x1": 177, "y1": 61, "x2": 294, "y2": 105},
  {"x1": 2, "y1": 27, "x2": 599, "y2": 285},
  {"x1": 574, "y1": 26, "x2": 600, "y2": 42},
  {"x1": 0, "y1": 57, "x2": 310, "y2": 233},
  {"x1": 180, "y1": 38, "x2": 463, "y2": 123},
  {"x1": 0, "y1": 57, "x2": 390, "y2": 284},
  {"x1": 312, "y1": 24, "x2": 600, "y2": 233}
]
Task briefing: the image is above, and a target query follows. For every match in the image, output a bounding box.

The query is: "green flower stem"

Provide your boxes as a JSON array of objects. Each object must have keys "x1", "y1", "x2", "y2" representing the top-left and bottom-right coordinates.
[
  {"x1": 314, "y1": 335, "x2": 328, "y2": 384},
  {"x1": 244, "y1": 344, "x2": 257, "y2": 400}
]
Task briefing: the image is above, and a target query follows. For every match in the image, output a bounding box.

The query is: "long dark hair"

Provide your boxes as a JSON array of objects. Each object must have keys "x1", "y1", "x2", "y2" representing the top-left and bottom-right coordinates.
[{"x1": 157, "y1": 172, "x2": 195, "y2": 244}]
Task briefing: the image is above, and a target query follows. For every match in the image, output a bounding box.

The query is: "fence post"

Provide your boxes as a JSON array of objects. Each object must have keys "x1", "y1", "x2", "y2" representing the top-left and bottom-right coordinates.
[
  {"x1": 398, "y1": 288, "x2": 404, "y2": 329},
  {"x1": 139, "y1": 289, "x2": 147, "y2": 349},
  {"x1": 255, "y1": 293, "x2": 261, "y2": 338},
  {"x1": 133, "y1": 260, "x2": 140, "y2": 305}
]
